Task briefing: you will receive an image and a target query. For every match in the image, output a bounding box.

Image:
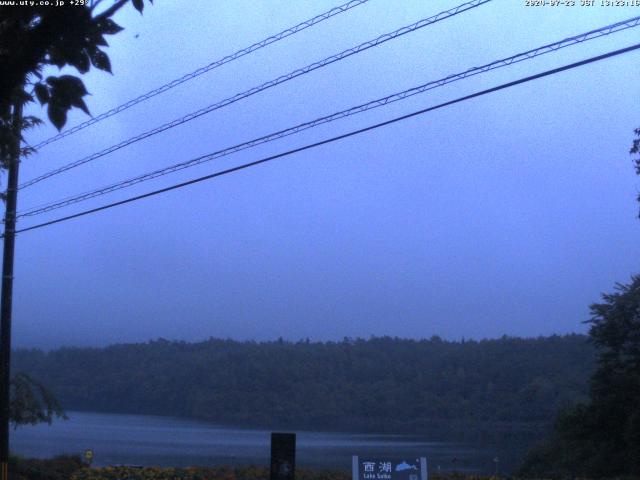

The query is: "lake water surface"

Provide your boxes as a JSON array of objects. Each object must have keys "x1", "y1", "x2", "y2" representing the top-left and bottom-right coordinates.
[{"x1": 11, "y1": 411, "x2": 517, "y2": 474}]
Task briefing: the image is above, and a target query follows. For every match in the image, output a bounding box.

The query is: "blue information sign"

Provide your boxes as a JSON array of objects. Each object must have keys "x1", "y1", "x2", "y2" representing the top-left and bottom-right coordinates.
[{"x1": 352, "y1": 457, "x2": 427, "y2": 480}]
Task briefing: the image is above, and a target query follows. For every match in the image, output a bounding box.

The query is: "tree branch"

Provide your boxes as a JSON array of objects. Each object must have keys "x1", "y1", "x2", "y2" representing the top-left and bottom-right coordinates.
[{"x1": 95, "y1": 0, "x2": 129, "y2": 21}]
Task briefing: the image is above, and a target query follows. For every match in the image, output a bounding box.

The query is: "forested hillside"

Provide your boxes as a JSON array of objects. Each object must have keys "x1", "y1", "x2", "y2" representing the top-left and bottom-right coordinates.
[{"x1": 13, "y1": 335, "x2": 594, "y2": 440}]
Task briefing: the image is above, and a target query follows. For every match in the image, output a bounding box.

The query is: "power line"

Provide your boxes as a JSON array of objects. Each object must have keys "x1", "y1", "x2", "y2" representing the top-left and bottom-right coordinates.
[
  {"x1": 33, "y1": 0, "x2": 373, "y2": 149},
  {"x1": 17, "y1": 16, "x2": 640, "y2": 219},
  {"x1": 20, "y1": 0, "x2": 491, "y2": 189},
  {"x1": 13, "y1": 42, "x2": 640, "y2": 236}
]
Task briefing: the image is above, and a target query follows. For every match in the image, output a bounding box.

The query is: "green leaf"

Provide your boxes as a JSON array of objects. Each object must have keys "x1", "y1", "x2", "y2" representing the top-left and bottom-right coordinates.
[
  {"x1": 98, "y1": 18, "x2": 124, "y2": 35},
  {"x1": 132, "y1": 0, "x2": 144, "y2": 13},
  {"x1": 70, "y1": 97, "x2": 91, "y2": 116},
  {"x1": 70, "y1": 50, "x2": 90, "y2": 74},
  {"x1": 94, "y1": 34, "x2": 109, "y2": 47},
  {"x1": 43, "y1": 75, "x2": 92, "y2": 125},
  {"x1": 59, "y1": 75, "x2": 88, "y2": 96},
  {"x1": 47, "y1": 102, "x2": 67, "y2": 131},
  {"x1": 22, "y1": 116, "x2": 44, "y2": 130},
  {"x1": 89, "y1": 48, "x2": 112, "y2": 73},
  {"x1": 34, "y1": 84, "x2": 49, "y2": 105}
]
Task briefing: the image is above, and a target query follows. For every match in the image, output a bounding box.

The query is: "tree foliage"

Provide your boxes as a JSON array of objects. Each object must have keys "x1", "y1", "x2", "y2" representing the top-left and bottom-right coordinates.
[
  {"x1": 13, "y1": 335, "x2": 594, "y2": 441},
  {"x1": 520, "y1": 129, "x2": 640, "y2": 478},
  {"x1": 0, "y1": 0, "x2": 152, "y2": 170},
  {"x1": 520, "y1": 276, "x2": 640, "y2": 478},
  {"x1": 0, "y1": 0, "x2": 152, "y2": 431},
  {"x1": 9, "y1": 373, "x2": 67, "y2": 429},
  {"x1": 632, "y1": 128, "x2": 640, "y2": 217}
]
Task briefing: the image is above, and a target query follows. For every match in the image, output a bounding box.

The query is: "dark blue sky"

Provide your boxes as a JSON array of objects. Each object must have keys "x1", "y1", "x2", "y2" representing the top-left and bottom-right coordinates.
[{"x1": 12, "y1": 0, "x2": 640, "y2": 348}]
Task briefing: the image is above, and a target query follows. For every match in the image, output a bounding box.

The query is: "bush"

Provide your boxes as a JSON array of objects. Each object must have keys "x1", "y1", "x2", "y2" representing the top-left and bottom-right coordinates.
[{"x1": 9, "y1": 454, "x2": 84, "y2": 480}]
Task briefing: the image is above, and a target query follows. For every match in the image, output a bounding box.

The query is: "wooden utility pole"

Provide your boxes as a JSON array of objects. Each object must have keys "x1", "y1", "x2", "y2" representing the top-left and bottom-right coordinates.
[{"x1": 0, "y1": 101, "x2": 23, "y2": 480}]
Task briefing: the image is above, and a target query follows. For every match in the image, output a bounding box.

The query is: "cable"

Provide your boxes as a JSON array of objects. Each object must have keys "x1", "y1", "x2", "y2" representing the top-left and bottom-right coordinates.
[
  {"x1": 33, "y1": 0, "x2": 373, "y2": 149},
  {"x1": 20, "y1": 0, "x2": 491, "y2": 189},
  {"x1": 23, "y1": 0, "x2": 488, "y2": 187},
  {"x1": 12, "y1": 42, "x2": 640, "y2": 236},
  {"x1": 17, "y1": 15, "x2": 640, "y2": 219}
]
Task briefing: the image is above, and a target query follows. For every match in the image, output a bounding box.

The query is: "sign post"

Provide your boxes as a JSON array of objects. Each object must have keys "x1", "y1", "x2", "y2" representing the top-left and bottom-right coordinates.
[
  {"x1": 270, "y1": 433, "x2": 295, "y2": 480},
  {"x1": 352, "y1": 457, "x2": 427, "y2": 480}
]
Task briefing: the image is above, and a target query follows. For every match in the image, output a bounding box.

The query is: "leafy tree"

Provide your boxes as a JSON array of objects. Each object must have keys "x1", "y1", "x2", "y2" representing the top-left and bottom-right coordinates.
[
  {"x1": 632, "y1": 127, "x2": 640, "y2": 217},
  {"x1": 0, "y1": 0, "x2": 152, "y2": 132},
  {"x1": 520, "y1": 276, "x2": 640, "y2": 477},
  {"x1": 519, "y1": 129, "x2": 640, "y2": 477},
  {"x1": 9, "y1": 373, "x2": 66, "y2": 428},
  {"x1": 0, "y1": 0, "x2": 152, "y2": 431}
]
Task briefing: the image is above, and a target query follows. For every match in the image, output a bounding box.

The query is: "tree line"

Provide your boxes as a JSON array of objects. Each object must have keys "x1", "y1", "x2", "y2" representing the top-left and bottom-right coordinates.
[{"x1": 12, "y1": 334, "x2": 594, "y2": 442}]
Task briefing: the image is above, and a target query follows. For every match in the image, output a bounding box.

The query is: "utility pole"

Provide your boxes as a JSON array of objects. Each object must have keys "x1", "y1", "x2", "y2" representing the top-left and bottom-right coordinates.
[{"x1": 0, "y1": 100, "x2": 23, "y2": 480}]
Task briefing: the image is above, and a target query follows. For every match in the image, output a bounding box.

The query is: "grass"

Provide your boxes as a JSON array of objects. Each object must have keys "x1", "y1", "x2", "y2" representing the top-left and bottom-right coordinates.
[
  {"x1": 7, "y1": 457, "x2": 512, "y2": 480},
  {"x1": 70, "y1": 466, "x2": 502, "y2": 480}
]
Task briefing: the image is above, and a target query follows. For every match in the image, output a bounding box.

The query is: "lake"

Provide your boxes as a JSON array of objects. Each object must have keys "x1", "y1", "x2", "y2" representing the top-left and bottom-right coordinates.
[{"x1": 11, "y1": 411, "x2": 519, "y2": 474}]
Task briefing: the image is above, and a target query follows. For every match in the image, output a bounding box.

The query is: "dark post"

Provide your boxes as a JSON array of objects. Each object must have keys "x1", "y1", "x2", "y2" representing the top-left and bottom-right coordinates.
[
  {"x1": 0, "y1": 101, "x2": 23, "y2": 480},
  {"x1": 270, "y1": 432, "x2": 296, "y2": 480}
]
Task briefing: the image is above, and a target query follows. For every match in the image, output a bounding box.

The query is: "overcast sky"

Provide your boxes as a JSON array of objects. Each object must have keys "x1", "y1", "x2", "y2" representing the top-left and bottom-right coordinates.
[{"x1": 11, "y1": 0, "x2": 640, "y2": 349}]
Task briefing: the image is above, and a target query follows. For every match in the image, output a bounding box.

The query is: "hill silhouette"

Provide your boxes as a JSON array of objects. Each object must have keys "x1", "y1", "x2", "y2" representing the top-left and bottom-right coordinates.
[{"x1": 13, "y1": 334, "x2": 593, "y2": 441}]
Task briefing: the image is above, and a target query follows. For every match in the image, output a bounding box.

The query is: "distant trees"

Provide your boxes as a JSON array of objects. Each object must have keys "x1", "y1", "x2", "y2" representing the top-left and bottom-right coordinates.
[{"x1": 12, "y1": 335, "x2": 594, "y2": 440}]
